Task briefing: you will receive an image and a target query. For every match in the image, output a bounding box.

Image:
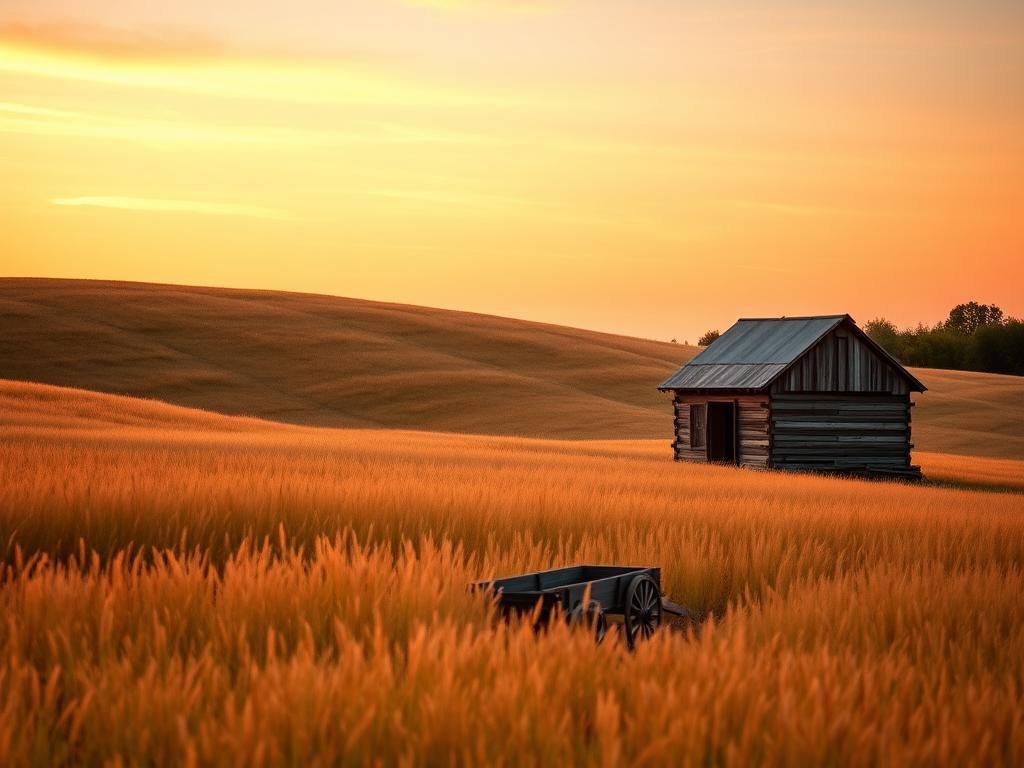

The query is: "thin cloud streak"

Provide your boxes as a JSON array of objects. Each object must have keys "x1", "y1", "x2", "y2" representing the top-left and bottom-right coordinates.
[
  {"x1": 0, "y1": 25, "x2": 526, "y2": 109},
  {"x1": 405, "y1": 0, "x2": 556, "y2": 12},
  {"x1": 0, "y1": 101, "x2": 498, "y2": 149},
  {"x1": 717, "y1": 199, "x2": 902, "y2": 219},
  {"x1": 0, "y1": 21, "x2": 225, "y2": 60},
  {"x1": 51, "y1": 196, "x2": 295, "y2": 221},
  {"x1": 0, "y1": 101, "x2": 309, "y2": 145}
]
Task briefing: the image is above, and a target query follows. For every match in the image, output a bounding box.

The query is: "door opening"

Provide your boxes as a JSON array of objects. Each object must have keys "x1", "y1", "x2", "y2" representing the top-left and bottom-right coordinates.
[{"x1": 706, "y1": 402, "x2": 737, "y2": 465}]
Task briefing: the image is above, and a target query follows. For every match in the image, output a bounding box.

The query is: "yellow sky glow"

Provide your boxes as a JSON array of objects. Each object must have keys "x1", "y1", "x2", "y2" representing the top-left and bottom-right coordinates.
[{"x1": 1, "y1": 2, "x2": 1022, "y2": 342}]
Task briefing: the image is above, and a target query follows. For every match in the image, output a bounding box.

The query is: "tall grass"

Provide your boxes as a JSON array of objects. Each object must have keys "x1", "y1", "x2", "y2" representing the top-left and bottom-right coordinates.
[{"x1": 1, "y1": 391, "x2": 1023, "y2": 765}]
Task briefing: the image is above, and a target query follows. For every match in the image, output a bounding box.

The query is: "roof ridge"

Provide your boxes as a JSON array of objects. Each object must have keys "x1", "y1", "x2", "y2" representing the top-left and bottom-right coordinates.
[{"x1": 737, "y1": 314, "x2": 850, "y2": 321}]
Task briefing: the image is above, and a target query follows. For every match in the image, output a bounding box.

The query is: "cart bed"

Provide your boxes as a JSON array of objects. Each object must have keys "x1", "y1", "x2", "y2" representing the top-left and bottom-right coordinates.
[{"x1": 475, "y1": 564, "x2": 660, "y2": 617}]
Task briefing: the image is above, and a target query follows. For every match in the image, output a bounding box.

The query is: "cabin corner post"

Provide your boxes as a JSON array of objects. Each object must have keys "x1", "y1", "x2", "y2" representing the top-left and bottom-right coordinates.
[
  {"x1": 671, "y1": 392, "x2": 682, "y2": 461},
  {"x1": 907, "y1": 393, "x2": 915, "y2": 469},
  {"x1": 733, "y1": 398, "x2": 740, "y2": 467}
]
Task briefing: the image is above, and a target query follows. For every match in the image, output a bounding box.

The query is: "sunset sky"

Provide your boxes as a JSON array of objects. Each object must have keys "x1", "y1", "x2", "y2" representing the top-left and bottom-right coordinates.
[{"x1": 2, "y1": 0, "x2": 1021, "y2": 342}]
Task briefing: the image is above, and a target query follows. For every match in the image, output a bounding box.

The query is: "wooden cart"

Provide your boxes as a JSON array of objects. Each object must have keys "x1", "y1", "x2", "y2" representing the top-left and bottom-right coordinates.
[{"x1": 473, "y1": 564, "x2": 687, "y2": 648}]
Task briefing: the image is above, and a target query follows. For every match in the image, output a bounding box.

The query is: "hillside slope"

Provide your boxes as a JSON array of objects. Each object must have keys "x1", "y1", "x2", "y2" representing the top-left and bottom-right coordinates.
[
  {"x1": 911, "y1": 369, "x2": 1024, "y2": 460},
  {"x1": 0, "y1": 378, "x2": 280, "y2": 435},
  {"x1": 0, "y1": 278, "x2": 695, "y2": 439},
  {"x1": 1, "y1": 278, "x2": 1022, "y2": 455}
]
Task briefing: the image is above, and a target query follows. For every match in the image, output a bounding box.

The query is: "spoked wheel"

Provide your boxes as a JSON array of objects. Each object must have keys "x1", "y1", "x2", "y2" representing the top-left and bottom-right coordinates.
[
  {"x1": 623, "y1": 574, "x2": 661, "y2": 648},
  {"x1": 569, "y1": 599, "x2": 608, "y2": 645}
]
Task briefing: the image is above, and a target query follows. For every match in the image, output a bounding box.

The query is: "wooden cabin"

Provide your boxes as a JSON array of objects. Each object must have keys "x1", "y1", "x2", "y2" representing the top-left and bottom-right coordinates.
[{"x1": 658, "y1": 315, "x2": 926, "y2": 478}]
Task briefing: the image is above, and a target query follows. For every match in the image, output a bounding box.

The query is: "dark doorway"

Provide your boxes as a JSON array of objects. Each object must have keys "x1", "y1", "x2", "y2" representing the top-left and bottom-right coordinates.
[{"x1": 706, "y1": 402, "x2": 737, "y2": 464}]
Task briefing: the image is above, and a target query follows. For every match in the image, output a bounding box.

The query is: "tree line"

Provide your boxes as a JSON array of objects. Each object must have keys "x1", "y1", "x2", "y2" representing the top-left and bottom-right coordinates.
[
  {"x1": 690, "y1": 302, "x2": 1022, "y2": 376},
  {"x1": 865, "y1": 302, "x2": 1023, "y2": 376}
]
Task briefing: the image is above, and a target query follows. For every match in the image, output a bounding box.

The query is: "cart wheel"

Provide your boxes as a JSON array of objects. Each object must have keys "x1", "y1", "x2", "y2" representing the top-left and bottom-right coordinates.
[
  {"x1": 569, "y1": 600, "x2": 608, "y2": 645},
  {"x1": 623, "y1": 574, "x2": 661, "y2": 648}
]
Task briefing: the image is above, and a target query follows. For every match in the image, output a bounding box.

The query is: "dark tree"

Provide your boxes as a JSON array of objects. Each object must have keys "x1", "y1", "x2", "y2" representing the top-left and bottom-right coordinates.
[
  {"x1": 698, "y1": 330, "x2": 720, "y2": 346},
  {"x1": 863, "y1": 304, "x2": 1021, "y2": 376},
  {"x1": 975, "y1": 318, "x2": 1024, "y2": 375},
  {"x1": 944, "y1": 302, "x2": 1004, "y2": 335},
  {"x1": 865, "y1": 318, "x2": 899, "y2": 347}
]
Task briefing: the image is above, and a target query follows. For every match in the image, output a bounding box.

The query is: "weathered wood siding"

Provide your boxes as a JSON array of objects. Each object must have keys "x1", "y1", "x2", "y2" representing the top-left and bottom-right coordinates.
[
  {"x1": 672, "y1": 394, "x2": 769, "y2": 468},
  {"x1": 671, "y1": 395, "x2": 703, "y2": 463},
  {"x1": 771, "y1": 327, "x2": 910, "y2": 395},
  {"x1": 737, "y1": 399, "x2": 770, "y2": 468},
  {"x1": 769, "y1": 393, "x2": 912, "y2": 472}
]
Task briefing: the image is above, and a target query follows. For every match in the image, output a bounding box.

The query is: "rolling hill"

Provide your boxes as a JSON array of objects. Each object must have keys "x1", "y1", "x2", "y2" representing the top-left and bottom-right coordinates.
[
  {"x1": 1, "y1": 278, "x2": 1022, "y2": 456},
  {"x1": 0, "y1": 278, "x2": 694, "y2": 439}
]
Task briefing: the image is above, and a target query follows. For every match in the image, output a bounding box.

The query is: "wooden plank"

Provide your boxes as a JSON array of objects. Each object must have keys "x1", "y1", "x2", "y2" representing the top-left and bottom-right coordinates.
[
  {"x1": 737, "y1": 397, "x2": 769, "y2": 468},
  {"x1": 773, "y1": 435, "x2": 907, "y2": 444},
  {"x1": 772, "y1": 428, "x2": 908, "y2": 437},
  {"x1": 770, "y1": 403, "x2": 908, "y2": 412},
  {"x1": 772, "y1": 421, "x2": 907, "y2": 430},
  {"x1": 771, "y1": 418, "x2": 907, "y2": 427},
  {"x1": 774, "y1": 449, "x2": 909, "y2": 458},
  {"x1": 771, "y1": 393, "x2": 906, "y2": 403}
]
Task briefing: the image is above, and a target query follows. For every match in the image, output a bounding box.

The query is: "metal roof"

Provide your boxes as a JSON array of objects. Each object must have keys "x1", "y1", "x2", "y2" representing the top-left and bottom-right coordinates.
[
  {"x1": 658, "y1": 362, "x2": 789, "y2": 390},
  {"x1": 660, "y1": 315, "x2": 853, "y2": 391},
  {"x1": 687, "y1": 316, "x2": 845, "y2": 366}
]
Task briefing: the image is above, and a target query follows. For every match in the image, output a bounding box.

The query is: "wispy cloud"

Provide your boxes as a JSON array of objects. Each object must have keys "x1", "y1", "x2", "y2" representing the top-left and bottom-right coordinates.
[
  {"x1": 0, "y1": 21, "x2": 520, "y2": 108},
  {"x1": 0, "y1": 101, "x2": 313, "y2": 146},
  {"x1": 717, "y1": 199, "x2": 896, "y2": 219},
  {"x1": 0, "y1": 21, "x2": 224, "y2": 60},
  {"x1": 404, "y1": 0, "x2": 556, "y2": 11},
  {"x1": 51, "y1": 196, "x2": 294, "y2": 221},
  {"x1": 0, "y1": 101, "x2": 500, "y2": 150},
  {"x1": 344, "y1": 187, "x2": 547, "y2": 212}
]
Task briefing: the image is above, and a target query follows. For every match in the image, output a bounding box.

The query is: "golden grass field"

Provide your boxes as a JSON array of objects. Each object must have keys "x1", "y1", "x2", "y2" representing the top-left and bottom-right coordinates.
[
  {"x1": 3, "y1": 278, "x2": 1023, "y2": 457},
  {"x1": 2, "y1": 380, "x2": 1023, "y2": 765}
]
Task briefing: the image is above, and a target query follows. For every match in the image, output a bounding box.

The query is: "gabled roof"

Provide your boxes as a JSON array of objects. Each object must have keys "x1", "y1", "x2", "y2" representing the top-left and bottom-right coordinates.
[{"x1": 658, "y1": 315, "x2": 925, "y2": 392}]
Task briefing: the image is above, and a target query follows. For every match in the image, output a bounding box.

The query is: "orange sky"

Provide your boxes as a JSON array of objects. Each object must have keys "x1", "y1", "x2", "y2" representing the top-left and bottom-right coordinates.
[{"x1": 1, "y1": 1, "x2": 1022, "y2": 342}]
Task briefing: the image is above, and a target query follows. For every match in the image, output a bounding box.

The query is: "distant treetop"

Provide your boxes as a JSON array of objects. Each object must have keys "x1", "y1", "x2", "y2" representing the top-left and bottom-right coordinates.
[
  {"x1": 865, "y1": 302, "x2": 1022, "y2": 376},
  {"x1": 698, "y1": 329, "x2": 720, "y2": 347},
  {"x1": 944, "y1": 302, "x2": 1004, "y2": 336}
]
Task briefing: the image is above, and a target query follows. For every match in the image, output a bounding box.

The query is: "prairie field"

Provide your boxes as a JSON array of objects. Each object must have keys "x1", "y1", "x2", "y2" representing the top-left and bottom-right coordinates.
[{"x1": 2, "y1": 380, "x2": 1023, "y2": 766}]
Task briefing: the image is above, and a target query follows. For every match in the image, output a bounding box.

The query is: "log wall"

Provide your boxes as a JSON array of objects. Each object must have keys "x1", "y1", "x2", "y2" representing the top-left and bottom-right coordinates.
[
  {"x1": 737, "y1": 399, "x2": 770, "y2": 468},
  {"x1": 768, "y1": 393, "x2": 914, "y2": 473},
  {"x1": 672, "y1": 394, "x2": 769, "y2": 468},
  {"x1": 671, "y1": 395, "x2": 701, "y2": 463}
]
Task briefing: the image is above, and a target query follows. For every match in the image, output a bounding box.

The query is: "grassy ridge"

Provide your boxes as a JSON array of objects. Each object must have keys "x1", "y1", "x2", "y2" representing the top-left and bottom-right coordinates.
[
  {"x1": 908, "y1": 368, "x2": 1024, "y2": 459},
  {"x1": 2, "y1": 279, "x2": 1022, "y2": 456},
  {"x1": 1, "y1": 382, "x2": 1022, "y2": 765},
  {"x1": 0, "y1": 278, "x2": 694, "y2": 439}
]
